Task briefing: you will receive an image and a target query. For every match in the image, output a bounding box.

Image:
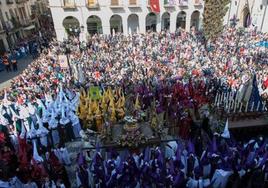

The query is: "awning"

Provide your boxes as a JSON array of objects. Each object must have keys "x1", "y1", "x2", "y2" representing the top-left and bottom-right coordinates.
[{"x1": 23, "y1": 25, "x2": 35, "y2": 31}]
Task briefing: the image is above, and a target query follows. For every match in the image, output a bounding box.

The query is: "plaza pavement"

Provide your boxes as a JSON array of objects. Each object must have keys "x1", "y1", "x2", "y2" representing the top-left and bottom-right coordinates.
[{"x1": 0, "y1": 56, "x2": 33, "y2": 90}]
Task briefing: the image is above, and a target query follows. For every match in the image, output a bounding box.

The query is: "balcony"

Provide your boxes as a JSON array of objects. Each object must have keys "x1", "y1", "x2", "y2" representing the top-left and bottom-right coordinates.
[
  {"x1": 86, "y1": 0, "x2": 99, "y2": 9},
  {"x1": 6, "y1": 0, "x2": 14, "y2": 4},
  {"x1": 62, "y1": 0, "x2": 76, "y2": 9},
  {"x1": 110, "y1": 0, "x2": 123, "y2": 8},
  {"x1": 164, "y1": 0, "x2": 175, "y2": 8},
  {"x1": 15, "y1": 0, "x2": 27, "y2": 4}
]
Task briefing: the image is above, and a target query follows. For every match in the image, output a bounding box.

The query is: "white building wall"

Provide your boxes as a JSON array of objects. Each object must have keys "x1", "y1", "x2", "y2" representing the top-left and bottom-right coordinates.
[
  {"x1": 49, "y1": 0, "x2": 205, "y2": 41},
  {"x1": 224, "y1": 0, "x2": 268, "y2": 33},
  {"x1": 0, "y1": 0, "x2": 44, "y2": 52}
]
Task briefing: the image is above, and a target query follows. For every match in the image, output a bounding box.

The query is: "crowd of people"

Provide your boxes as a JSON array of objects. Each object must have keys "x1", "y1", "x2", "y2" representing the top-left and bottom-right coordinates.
[{"x1": 0, "y1": 26, "x2": 268, "y2": 187}]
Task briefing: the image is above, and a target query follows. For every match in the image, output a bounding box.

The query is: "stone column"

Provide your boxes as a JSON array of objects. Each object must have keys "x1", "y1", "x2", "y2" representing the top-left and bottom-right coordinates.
[
  {"x1": 122, "y1": 14, "x2": 128, "y2": 35},
  {"x1": 170, "y1": 11, "x2": 177, "y2": 33},
  {"x1": 102, "y1": 16, "x2": 111, "y2": 35},
  {"x1": 156, "y1": 14, "x2": 161, "y2": 32},
  {"x1": 185, "y1": 11, "x2": 192, "y2": 32},
  {"x1": 139, "y1": 14, "x2": 146, "y2": 33}
]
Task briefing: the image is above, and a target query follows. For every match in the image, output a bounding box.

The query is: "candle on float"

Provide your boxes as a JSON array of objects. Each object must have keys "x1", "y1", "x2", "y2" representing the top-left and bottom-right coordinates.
[
  {"x1": 230, "y1": 100, "x2": 233, "y2": 111},
  {"x1": 227, "y1": 91, "x2": 231, "y2": 101},
  {"x1": 214, "y1": 93, "x2": 218, "y2": 105},
  {"x1": 234, "y1": 101, "x2": 237, "y2": 113},
  {"x1": 262, "y1": 101, "x2": 266, "y2": 111},
  {"x1": 256, "y1": 101, "x2": 260, "y2": 112},
  {"x1": 220, "y1": 93, "x2": 224, "y2": 104},
  {"x1": 245, "y1": 101, "x2": 249, "y2": 112},
  {"x1": 250, "y1": 102, "x2": 254, "y2": 112},
  {"x1": 239, "y1": 102, "x2": 243, "y2": 112},
  {"x1": 227, "y1": 100, "x2": 231, "y2": 113}
]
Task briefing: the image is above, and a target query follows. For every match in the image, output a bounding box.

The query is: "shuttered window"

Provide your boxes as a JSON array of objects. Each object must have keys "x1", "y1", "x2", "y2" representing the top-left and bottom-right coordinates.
[
  {"x1": 88, "y1": 0, "x2": 95, "y2": 6},
  {"x1": 111, "y1": 0, "x2": 119, "y2": 6},
  {"x1": 129, "y1": 0, "x2": 136, "y2": 5}
]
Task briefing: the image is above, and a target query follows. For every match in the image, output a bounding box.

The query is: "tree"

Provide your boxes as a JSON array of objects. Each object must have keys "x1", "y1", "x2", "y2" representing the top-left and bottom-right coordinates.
[{"x1": 203, "y1": 0, "x2": 230, "y2": 41}]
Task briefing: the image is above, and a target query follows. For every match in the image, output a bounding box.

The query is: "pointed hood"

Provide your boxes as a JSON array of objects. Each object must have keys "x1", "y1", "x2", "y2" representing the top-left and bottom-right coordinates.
[
  {"x1": 33, "y1": 140, "x2": 43, "y2": 162},
  {"x1": 188, "y1": 140, "x2": 195, "y2": 155},
  {"x1": 20, "y1": 121, "x2": 26, "y2": 139},
  {"x1": 212, "y1": 136, "x2": 218, "y2": 154},
  {"x1": 2, "y1": 90, "x2": 11, "y2": 107},
  {"x1": 60, "y1": 106, "x2": 70, "y2": 125},
  {"x1": 18, "y1": 136, "x2": 28, "y2": 169},
  {"x1": 27, "y1": 102, "x2": 36, "y2": 115},
  {"x1": 77, "y1": 152, "x2": 87, "y2": 167},
  {"x1": 144, "y1": 146, "x2": 150, "y2": 162},
  {"x1": 0, "y1": 107, "x2": 9, "y2": 125},
  {"x1": 36, "y1": 114, "x2": 49, "y2": 135},
  {"x1": 28, "y1": 121, "x2": 37, "y2": 138},
  {"x1": 221, "y1": 118, "x2": 230, "y2": 139},
  {"x1": 48, "y1": 108, "x2": 58, "y2": 129},
  {"x1": 18, "y1": 105, "x2": 30, "y2": 120}
]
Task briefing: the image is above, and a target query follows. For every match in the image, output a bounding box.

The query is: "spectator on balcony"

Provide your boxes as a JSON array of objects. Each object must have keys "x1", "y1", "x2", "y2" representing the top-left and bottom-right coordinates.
[
  {"x1": 11, "y1": 53, "x2": 18, "y2": 72},
  {"x1": 3, "y1": 53, "x2": 11, "y2": 72}
]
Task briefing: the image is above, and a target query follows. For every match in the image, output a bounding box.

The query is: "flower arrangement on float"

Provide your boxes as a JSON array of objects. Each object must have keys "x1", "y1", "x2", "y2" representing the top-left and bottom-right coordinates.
[{"x1": 117, "y1": 116, "x2": 147, "y2": 147}]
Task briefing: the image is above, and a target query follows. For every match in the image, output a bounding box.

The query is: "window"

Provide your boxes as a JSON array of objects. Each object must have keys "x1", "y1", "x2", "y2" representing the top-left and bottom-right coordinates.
[
  {"x1": 63, "y1": 0, "x2": 75, "y2": 7},
  {"x1": 111, "y1": 0, "x2": 119, "y2": 6},
  {"x1": 129, "y1": 0, "x2": 136, "y2": 5},
  {"x1": 87, "y1": 0, "x2": 98, "y2": 7}
]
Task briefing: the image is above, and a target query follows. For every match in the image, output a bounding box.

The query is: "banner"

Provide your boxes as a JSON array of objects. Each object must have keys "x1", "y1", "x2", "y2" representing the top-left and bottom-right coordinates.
[
  {"x1": 90, "y1": 86, "x2": 102, "y2": 100},
  {"x1": 58, "y1": 55, "x2": 69, "y2": 69},
  {"x1": 150, "y1": 0, "x2": 160, "y2": 13}
]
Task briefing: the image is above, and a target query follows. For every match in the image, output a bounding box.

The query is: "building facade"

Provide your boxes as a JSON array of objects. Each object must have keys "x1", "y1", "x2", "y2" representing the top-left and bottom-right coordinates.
[
  {"x1": 0, "y1": 0, "x2": 49, "y2": 54},
  {"x1": 224, "y1": 0, "x2": 268, "y2": 33},
  {"x1": 48, "y1": 0, "x2": 204, "y2": 41}
]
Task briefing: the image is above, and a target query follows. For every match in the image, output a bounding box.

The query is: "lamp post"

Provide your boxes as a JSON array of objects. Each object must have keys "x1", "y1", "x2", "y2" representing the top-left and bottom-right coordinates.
[
  {"x1": 64, "y1": 41, "x2": 72, "y2": 77},
  {"x1": 230, "y1": 15, "x2": 239, "y2": 28}
]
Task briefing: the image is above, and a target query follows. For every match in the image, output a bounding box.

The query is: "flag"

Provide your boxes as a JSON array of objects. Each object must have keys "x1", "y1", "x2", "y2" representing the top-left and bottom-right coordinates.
[
  {"x1": 150, "y1": 0, "x2": 160, "y2": 13},
  {"x1": 246, "y1": 15, "x2": 251, "y2": 27},
  {"x1": 58, "y1": 55, "x2": 68, "y2": 69},
  {"x1": 89, "y1": 86, "x2": 101, "y2": 100}
]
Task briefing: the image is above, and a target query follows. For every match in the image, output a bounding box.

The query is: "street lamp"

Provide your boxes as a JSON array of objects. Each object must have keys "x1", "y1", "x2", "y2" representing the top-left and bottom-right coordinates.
[
  {"x1": 230, "y1": 15, "x2": 239, "y2": 28},
  {"x1": 64, "y1": 41, "x2": 72, "y2": 76}
]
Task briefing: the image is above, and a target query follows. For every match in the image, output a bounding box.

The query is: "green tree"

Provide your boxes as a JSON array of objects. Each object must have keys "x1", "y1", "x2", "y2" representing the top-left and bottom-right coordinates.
[{"x1": 203, "y1": 0, "x2": 230, "y2": 41}]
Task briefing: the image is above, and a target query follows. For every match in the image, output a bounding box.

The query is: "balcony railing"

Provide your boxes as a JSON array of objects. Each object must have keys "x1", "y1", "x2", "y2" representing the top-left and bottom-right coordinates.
[
  {"x1": 20, "y1": 19, "x2": 31, "y2": 27},
  {"x1": 110, "y1": 0, "x2": 123, "y2": 8},
  {"x1": 164, "y1": 0, "x2": 175, "y2": 7},
  {"x1": 15, "y1": 0, "x2": 27, "y2": 4},
  {"x1": 194, "y1": 0, "x2": 202, "y2": 6},
  {"x1": 86, "y1": 0, "x2": 99, "y2": 8},
  {"x1": 179, "y1": 0, "x2": 188, "y2": 7},
  {"x1": 62, "y1": 0, "x2": 76, "y2": 9},
  {"x1": 129, "y1": 0, "x2": 140, "y2": 7},
  {"x1": 6, "y1": 0, "x2": 14, "y2": 4}
]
